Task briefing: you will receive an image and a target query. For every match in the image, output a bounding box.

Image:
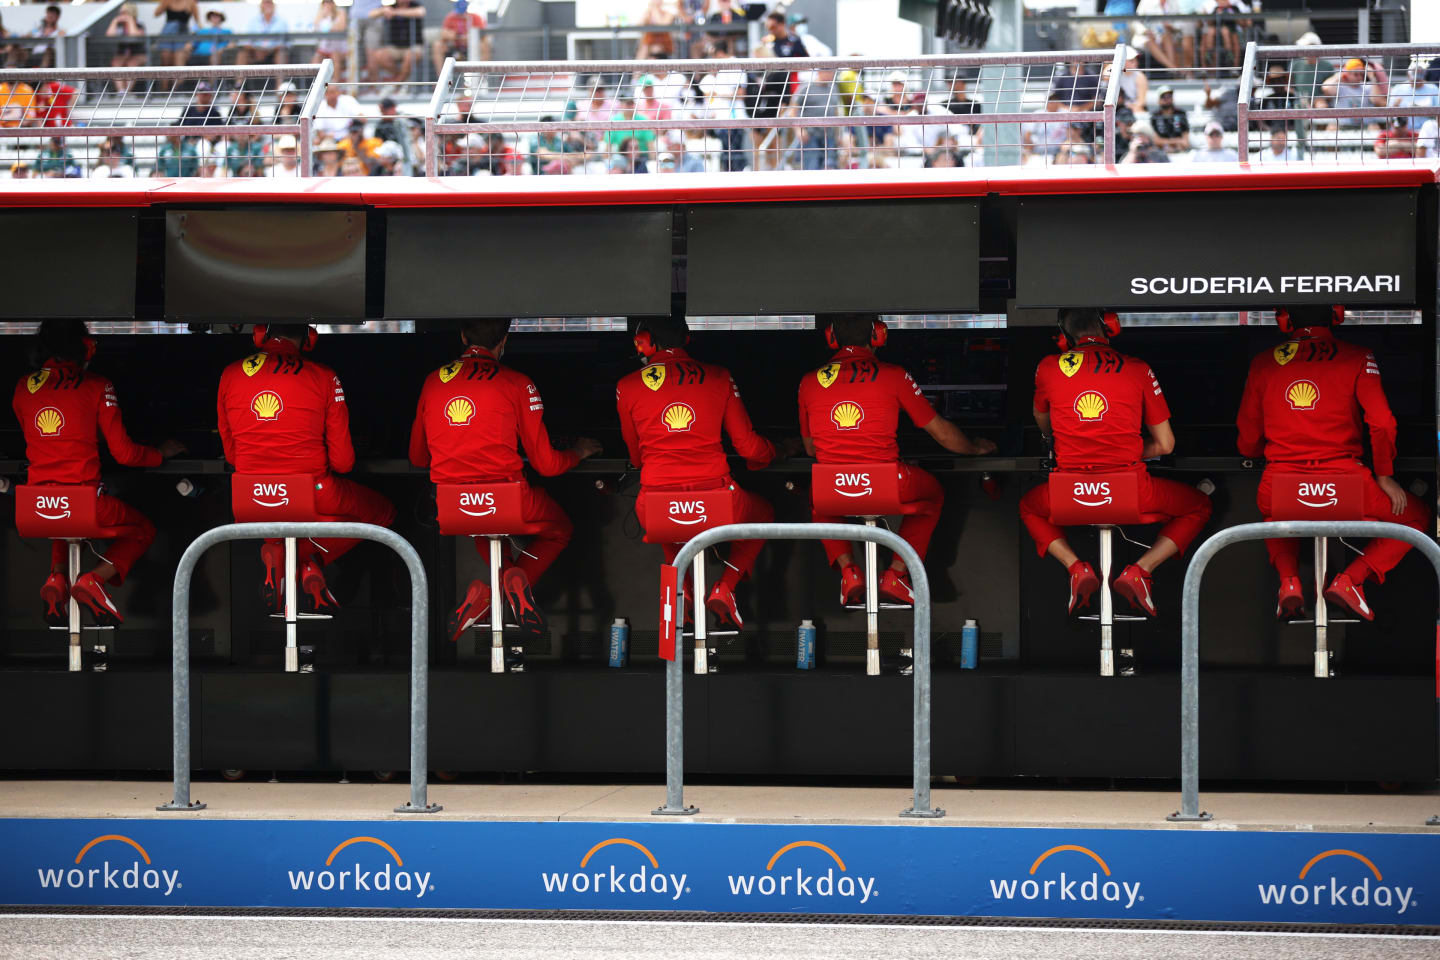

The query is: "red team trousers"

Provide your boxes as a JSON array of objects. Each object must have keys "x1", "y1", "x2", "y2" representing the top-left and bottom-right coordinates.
[
  {"x1": 1257, "y1": 460, "x2": 1430, "y2": 583},
  {"x1": 634, "y1": 480, "x2": 774, "y2": 591},
  {"x1": 48, "y1": 491, "x2": 155, "y2": 585},
  {"x1": 280, "y1": 474, "x2": 399, "y2": 567},
  {"x1": 811, "y1": 463, "x2": 945, "y2": 566},
  {"x1": 1019, "y1": 467, "x2": 1212, "y2": 557},
  {"x1": 469, "y1": 483, "x2": 574, "y2": 583}
]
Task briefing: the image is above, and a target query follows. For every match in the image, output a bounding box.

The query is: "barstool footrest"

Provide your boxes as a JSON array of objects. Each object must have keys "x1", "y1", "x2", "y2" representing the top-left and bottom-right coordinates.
[
  {"x1": 49, "y1": 625, "x2": 115, "y2": 632},
  {"x1": 1287, "y1": 618, "x2": 1360, "y2": 625},
  {"x1": 844, "y1": 603, "x2": 913, "y2": 611},
  {"x1": 1077, "y1": 614, "x2": 1147, "y2": 623}
]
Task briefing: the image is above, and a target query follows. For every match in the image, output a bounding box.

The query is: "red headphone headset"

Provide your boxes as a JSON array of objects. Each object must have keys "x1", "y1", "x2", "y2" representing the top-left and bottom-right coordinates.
[
  {"x1": 1275, "y1": 305, "x2": 1344, "y2": 335},
  {"x1": 1055, "y1": 311, "x2": 1120, "y2": 352},
  {"x1": 81, "y1": 335, "x2": 97, "y2": 364},
  {"x1": 824, "y1": 317, "x2": 889, "y2": 351},
  {"x1": 252, "y1": 324, "x2": 318, "y2": 352},
  {"x1": 633, "y1": 321, "x2": 689, "y2": 360}
]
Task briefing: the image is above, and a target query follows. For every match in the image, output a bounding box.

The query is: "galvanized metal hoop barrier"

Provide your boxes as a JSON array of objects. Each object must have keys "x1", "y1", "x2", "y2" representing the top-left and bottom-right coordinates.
[
  {"x1": 653, "y1": 522, "x2": 943, "y2": 820},
  {"x1": 158, "y1": 521, "x2": 440, "y2": 815},
  {"x1": 1171, "y1": 520, "x2": 1440, "y2": 824}
]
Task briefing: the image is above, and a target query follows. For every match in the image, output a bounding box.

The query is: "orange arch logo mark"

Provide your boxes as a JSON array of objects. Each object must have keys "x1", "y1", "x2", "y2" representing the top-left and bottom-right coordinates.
[
  {"x1": 766, "y1": 841, "x2": 846, "y2": 873},
  {"x1": 1298, "y1": 850, "x2": 1382, "y2": 882},
  {"x1": 325, "y1": 837, "x2": 403, "y2": 867},
  {"x1": 579, "y1": 838, "x2": 659, "y2": 869},
  {"x1": 1029, "y1": 845, "x2": 1111, "y2": 877},
  {"x1": 75, "y1": 835, "x2": 151, "y2": 865}
]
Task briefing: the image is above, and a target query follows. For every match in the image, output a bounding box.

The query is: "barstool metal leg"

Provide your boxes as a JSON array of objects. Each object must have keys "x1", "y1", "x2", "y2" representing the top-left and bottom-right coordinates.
[
  {"x1": 1314, "y1": 536, "x2": 1330, "y2": 679},
  {"x1": 693, "y1": 550, "x2": 709, "y2": 674},
  {"x1": 67, "y1": 541, "x2": 81, "y2": 673},
  {"x1": 284, "y1": 537, "x2": 299, "y2": 673},
  {"x1": 1098, "y1": 527, "x2": 1114, "y2": 678},
  {"x1": 865, "y1": 519, "x2": 880, "y2": 676},
  {"x1": 489, "y1": 536, "x2": 504, "y2": 674}
]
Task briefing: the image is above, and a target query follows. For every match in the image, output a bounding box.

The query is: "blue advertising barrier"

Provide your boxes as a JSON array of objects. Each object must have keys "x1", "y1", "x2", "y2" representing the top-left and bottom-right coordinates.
[{"x1": 3, "y1": 818, "x2": 1439, "y2": 924}]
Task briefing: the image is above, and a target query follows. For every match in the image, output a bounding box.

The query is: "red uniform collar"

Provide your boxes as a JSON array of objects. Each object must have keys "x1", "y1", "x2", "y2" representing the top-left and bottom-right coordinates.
[
  {"x1": 649, "y1": 347, "x2": 691, "y2": 362},
  {"x1": 42, "y1": 357, "x2": 82, "y2": 371},
  {"x1": 258, "y1": 338, "x2": 302, "y2": 355},
  {"x1": 460, "y1": 345, "x2": 499, "y2": 360},
  {"x1": 1291, "y1": 326, "x2": 1335, "y2": 341},
  {"x1": 1070, "y1": 336, "x2": 1110, "y2": 349},
  {"x1": 830, "y1": 346, "x2": 876, "y2": 361}
]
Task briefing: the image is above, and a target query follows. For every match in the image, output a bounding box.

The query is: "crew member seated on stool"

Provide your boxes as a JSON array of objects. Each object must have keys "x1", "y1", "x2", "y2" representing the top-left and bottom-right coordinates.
[
  {"x1": 11, "y1": 320, "x2": 184, "y2": 626},
  {"x1": 409, "y1": 318, "x2": 602, "y2": 642},
  {"x1": 217, "y1": 324, "x2": 397, "y2": 613},
  {"x1": 1020, "y1": 308, "x2": 1211, "y2": 615},
  {"x1": 798, "y1": 313, "x2": 996, "y2": 605},
  {"x1": 1237, "y1": 303, "x2": 1430, "y2": 620},
  {"x1": 616, "y1": 316, "x2": 779, "y2": 630}
]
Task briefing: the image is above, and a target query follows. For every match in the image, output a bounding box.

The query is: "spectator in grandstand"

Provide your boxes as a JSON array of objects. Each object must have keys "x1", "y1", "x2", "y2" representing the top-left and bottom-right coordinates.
[
  {"x1": 1022, "y1": 92, "x2": 1069, "y2": 162},
  {"x1": 699, "y1": 42, "x2": 748, "y2": 171},
  {"x1": 271, "y1": 134, "x2": 301, "y2": 177},
  {"x1": 794, "y1": 66, "x2": 842, "y2": 171},
  {"x1": 605, "y1": 96, "x2": 657, "y2": 164},
  {"x1": 1288, "y1": 32, "x2": 1329, "y2": 104},
  {"x1": 192, "y1": 9, "x2": 231, "y2": 66},
  {"x1": 433, "y1": 0, "x2": 489, "y2": 70},
  {"x1": 313, "y1": 138, "x2": 344, "y2": 176},
  {"x1": 940, "y1": 69, "x2": 984, "y2": 124},
  {"x1": 410, "y1": 319, "x2": 601, "y2": 642},
  {"x1": 1022, "y1": 309, "x2": 1210, "y2": 617},
  {"x1": 617, "y1": 316, "x2": 780, "y2": 632},
  {"x1": 105, "y1": 4, "x2": 147, "y2": 89},
  {"x1": 1419, "y1": 116, "x2": 1439, "y2": 159},
  {"x1": 748, "y1": 10, "x2": 808, "y2": 170},
  {"x1": 1133, "y1": 0, "x2": 1191, "y2": 76},
  {"x1": 609, "y1": 136, "x2": 648, "y2": 174},
  {"x1": 368, "y1": 0, "x2": 424, "y2": 86},
  {"x1": 1318, "y1": 58, "x2": 1388, "y2": 131},
  {"x1": 1374, "y1": 117, "x2": 1418, "y2": 160},
  {"x1": 371, "y1": 139, "x2": 407, "y2": 175},
  {"x1": 156, "y1": 133, "x2": 200, "y2": 177},
  {"x1": 91, "y1": 140, "x2": 136, "y2": 178},
  {"x1": 374, "y1": 98, "x2": 419, "y2": 174},
  {"x1": 9, "y1": 161, "x2": 31, "y2": 179},
  {"x1": 153, "y1": 0, "x2": 197, "y2": 72},
  {"x1": 1056, "y1": 140, "x2": 1094, "y2": 165},
  {"x1": 315, "y1": 84, "x2": 364, "y2": 144},
  {"x1": 0, "y1": 12, "x2": 21, "y2": 69},
  {"x1": 1387, "y1": 61, "x2": 1439, "y2": 109},
  {"x1": 218, "y1": 325, "x2": 397, "y2": 615},
  {"x1": 1121, "y1": 120, "x2": 1169, "y2": 163},
  {"x1": 340, "y1": 119, "x2": 382, "y2": 171},
  {"x1": 1200, "y1": 78, "x2": 1242, "y2": 131},
  {"x1": 352, "y1": 0, "x2": 385, "y2": 83},
  {"x1": 1113, "y1": 45, "x2": 1149, "y2": 109},
  {"x1": 800, "y1": 314, "x2": 994, "y2": 610},
  {"x1": 1237, "y1": 304, "x2": 1429, "y2": 622},
  {"x1": 1149, "y1": 85, "x2": 1191, "y2": 152},
  {"x1": 1111, "y1": 96, "x2": 1136, "y2": 161},
  {"x1": 35, "y1": 137, "x2": 75, "y2": 177},
  {"x1": 672, "y1": 132, "x2": 707, "y2": 172},
  {"x1": 27, "y1": 4, "x2": 65, "y2": 70},
  {"x1": 1198, "y1": 0, "x2": 1248, "y2": 69},
  {"x1": 227, "y1": 88, "x2": 256, "y2": 125},
  {"x1": 1253, "y1": 125, "x2": 1298, "y2": 164},
  {"x1": 227, "y1": 130, "x2": 266, "y2": 176},
  {"x1": 1191, "y1": 120, "x2": 1237, "y2": 162},
  {"x1": 14, "y1": 320, "x2": 185, "y2": 628},
  {"x1": 529, "y1": 116, "x2": 584, "y2": 175},
  {"x1": 1050, "y1": 62, "x2": 1101, "y2": 110},
  {"x1": 275, "y1": 81, "x2": 303, "y2": 120},
  {"x1": 180, "y1": 82, "x2": 226, "y2": 126},
  {"x1": 340, "y1": 156, "x2": 367, "y2": 176},
  {"x1": 31, "y1": 77, "x2": 77, "y2": 128},
  {"x1": 637, "y1": 0, "x2": 689, "y2": 60},
  {"x1": 312, "y1": 0, "x2": 348, "y2": 75},
  {"x1": 0, "y1": 77, "x2": 33, "y2": 128},
  {"x1": 1251, "y1": 62, "x2": 1300, "y2": 129},
  {"x1": 237, "y1": 0, "x2": 289, "y2": 67},
  {"x1": 636, "y1": 74, "x2": 678, "y2": 125}
]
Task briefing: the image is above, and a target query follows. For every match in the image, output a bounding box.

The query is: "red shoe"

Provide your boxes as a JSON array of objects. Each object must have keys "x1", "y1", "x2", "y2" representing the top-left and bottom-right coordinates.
[
  {"x1": 1325, "y1": 572, "x2": 1374, "y2": 622},
  {"x1": 447, "y1": 579, "x2": 491, "y2": 643},
  {"x1": 878, "y1": 569, "x2": 914, "y2": 606},
  {"x1": 1113, "y1": 563, "x2": 1158, "y2": 617},
  {"x1": 300, "y1": 560, "x2": 339, "y2": 614},
  {"x1": 1276, "y1": 576, "x2": 1305, "y2": 620},
  {"x1": 41, "y1": 572, "x2": 70, "y2": 627},
  {"x1": 1067, "y1": 561, "x2": 1099, "y2": 615},
  {"x1": 706, "y1": 580, "x2": 744, "y2": 630},
  {"x1": 839, "y1": 563, "x2": 864, "y2": 606},
  {"x1": 260, "y1": 542, "x2": 285, "y2": 614},
  {"x1": 71, "y1": 573, "x2": 122, "y2": 627},
  {"x1": 502, "y1": 566, "x2": 545, "y2": 639}
]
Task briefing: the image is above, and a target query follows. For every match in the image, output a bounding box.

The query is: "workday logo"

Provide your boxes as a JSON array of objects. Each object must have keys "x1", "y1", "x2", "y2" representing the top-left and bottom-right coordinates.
[
  {"x1": 1257, "y1": 849, "x2": 1416, "y2": 916},
  {"x1": 539, "y1": 837, "x2": 689, "y2": 902},
  {"x1": 727, "y1": 841, "x2": 879, "y2": 905},
  {"x1": 287, "y1": 836, "x2": 434, "y2": 899},
  {"x1": 37, "y1": 834, "x2": 182, "y2": 897},
  {"x1": 989, "y1": 844, "x2": 1143, "y2": 910}
]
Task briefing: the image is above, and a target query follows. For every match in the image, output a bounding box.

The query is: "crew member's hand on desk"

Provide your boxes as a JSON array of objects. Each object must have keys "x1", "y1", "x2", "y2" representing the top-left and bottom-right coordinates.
[
  {"x1": 571, "y1": 437, "x2": 603, "y2": 461},
  {"x1": 158, "y1": 438, "x2": 187, "y2": 460},
  {"x1": 774, "y1": 436, "x2": 806, "y2": 461}
]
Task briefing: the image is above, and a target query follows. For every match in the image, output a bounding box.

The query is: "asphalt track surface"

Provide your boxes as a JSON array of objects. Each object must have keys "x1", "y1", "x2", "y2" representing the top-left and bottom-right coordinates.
[{"x1": 4, "y1": 915, "x2": 1440, "y2": 960}]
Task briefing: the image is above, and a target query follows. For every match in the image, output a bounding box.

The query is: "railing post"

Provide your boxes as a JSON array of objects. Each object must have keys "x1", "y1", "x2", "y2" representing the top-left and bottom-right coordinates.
[
  {"x1": 1236, "y1": 41, "x2": 1256, "y2": 161},
  {"x1": 425, "y1": 57, "x2": 457, "y2": 177},
  {"x1": 1102, "y1": 43, "x2": 1124, "y2": 166}
]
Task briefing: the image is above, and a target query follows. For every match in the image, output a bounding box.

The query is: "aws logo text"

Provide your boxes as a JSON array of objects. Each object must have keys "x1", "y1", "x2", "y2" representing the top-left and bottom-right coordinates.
[
  {"x1": 458, "y1": 491, "x2": 496, "y2": 517},
  {"x1": 33, "y1": 494, "x2": 72, "y2": 520},
  {"x1": 37, "y1": 834, "x2": 182, "y2": 896},
  {"x1": 287, "y1": 837, "x2": 433, "y2": 899},
  {"x1": 251, "y1": 482, "x2": 289, "y2": 508},
  {"x1": 1070, "y1": 481, "x2": 1112, "y2": 507},
  {"x1": 1258, "y1": 849, "x2": 1415, "y2": 915},
  {"x1": 989, "y1": 845, "x2": 1142, "y2": 910},
  {"x1": 727, "y1": 841, "x2": 878, "y2": 904},
  {"x1": 1296, "y1": 482, "x2": 1338, "y2": 508},
  {"x1": 667, "y1": 500, "x2": 708, "y2": 525},
  {"x1": 540, "y1": 838, "x2": 688, "y2": 901}
]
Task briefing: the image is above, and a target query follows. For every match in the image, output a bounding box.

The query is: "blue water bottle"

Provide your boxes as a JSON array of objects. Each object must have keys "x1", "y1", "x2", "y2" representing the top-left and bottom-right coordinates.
[
  {"x1": 608, "y1": 618, "x2": 629, "y2": 668},
  {"x1": 796, "y1": 619, "x2": 816, "y2": 670},
  {"x1": 961, "y1": 619, "x2": 979, "y2": 670}
]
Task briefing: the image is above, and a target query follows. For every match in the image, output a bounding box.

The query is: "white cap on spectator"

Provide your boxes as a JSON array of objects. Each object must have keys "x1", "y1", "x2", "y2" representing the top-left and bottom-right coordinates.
[
  {"x1": 276, "y1": 134, "x2": 297, "y2": 150},
  {"x1": 278, "y1": 81, "x2": 298, "y2": 93},
  {"x1": 374, "y1": 141, "x2": 404, "y2": 162},
  {"x1": 1124, "y1": 45, "x2": 1139, "y2": 61},
  {"x1": 887, "y1": 69, "x2": 908, "y2": 84},
  {"x1": 460, "y1": 132, "x2": 486, "y2": 150},
  {"x1": 1296, "y1": 32, "x2": 1322, "y2": 46},
  {"x1": 1204, "y1": 121, "x2": 1223, "y2": 135}
]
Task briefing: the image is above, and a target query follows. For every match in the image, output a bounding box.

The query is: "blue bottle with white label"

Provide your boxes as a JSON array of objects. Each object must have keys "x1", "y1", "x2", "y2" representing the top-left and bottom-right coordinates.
[
  {"x1": 961, "y1": 619, "x2": 979, "y2": 670},
  {"x1": 796, "y1": 620, "x2": 816, "y2": 670},
  {"x1": 608, "y1": 618, "x2": 629, "y2": 668}
]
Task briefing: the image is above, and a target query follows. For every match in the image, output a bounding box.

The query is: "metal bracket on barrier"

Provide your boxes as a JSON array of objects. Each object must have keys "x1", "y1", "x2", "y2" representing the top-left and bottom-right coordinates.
[
  {"x1": 158, "y1": 521, "x2": 441, "y2": 816},
  {"x1": 655, "y1": 522, "x2": 942, "y2": 820},
  {"x1": 1175, "y1": 520, "x2": 1440, "y2": 825}
]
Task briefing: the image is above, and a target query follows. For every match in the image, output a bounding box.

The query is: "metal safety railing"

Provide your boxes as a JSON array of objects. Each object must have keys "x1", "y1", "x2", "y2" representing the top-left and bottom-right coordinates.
[
  {"x1": 423, "y1": 48, "x2": 1125, "y2": 176},
  {"x1": 1170, "y1": 521, "x2": 1440, "y2": 825},
  {"x1": 158, "y1": 521, "x2": 441, "y2": 816},
  {"x1": 653, "y1": 522, "x2": 943, "y2": 820}
]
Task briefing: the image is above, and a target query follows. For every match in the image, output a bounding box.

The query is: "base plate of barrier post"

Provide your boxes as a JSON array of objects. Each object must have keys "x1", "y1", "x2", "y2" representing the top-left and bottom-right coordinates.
[
  {"x1": 899, "y1": 805, "x2": 946, "y2": 819},
  {"x1": 1166, "y1": 810, "x2": 1213, "y2": 822},
  {"x1": 653, "y1": 804, "x2": 700, "y2": 816},
  {"x1": 156, "y1": 800, "x2": 207, "y2": 812},
  {"x1": 394, "y1": 802, "x2": 444, "y2": 814},
  {"x1": 1428, "y1": 815, "x2": 1440, "y2": 826}
]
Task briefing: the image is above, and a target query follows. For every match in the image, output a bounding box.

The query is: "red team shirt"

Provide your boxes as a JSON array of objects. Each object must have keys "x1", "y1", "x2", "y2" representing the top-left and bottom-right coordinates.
[
  {"x1": 12, "y1": 359, "x2": 161, "y2": 484},
  {"x1": 409, "y1": 345, "x2": 579, "y2": 483},
  {"x1": 797, "y1": 346, "x2": 938, "y2": 462},
  {"x1": 1236, "y1": 327, "x2": 1397, "y2": 477},
  {"x1": 616, "y1": 348, "x2": 775, "y2": 488},
  {"x1": 1034, "y1": 340, "x2": 1170, "y2": 471},
  {"x1": 216, "y1": 343, "x2": 354, "y2": 477}
]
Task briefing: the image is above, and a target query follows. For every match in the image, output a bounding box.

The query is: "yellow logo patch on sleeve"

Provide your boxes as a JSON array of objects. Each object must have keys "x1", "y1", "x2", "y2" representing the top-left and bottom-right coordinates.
[
  {"x1": 438, "y1": 361, "x2": 463, "y2": 384},
  {"x1": 242, "y1": 352, "x2": 268, "y2": 377},
  {"x1": 26, "y1": 368, "x2": 50, "y2": 394},
  {"x1": 642, "y1": 364, "x2": 667, "y2": 391},
  {"x1": 816, "y1": 363, "x2": 840, "y2": 388},
  {"x1": 1273, "y1": 342, "x2": 1298, "y2": 366},
  {"x1": 1058, "y1": 352, "x2": 1083, "y2": 378}
]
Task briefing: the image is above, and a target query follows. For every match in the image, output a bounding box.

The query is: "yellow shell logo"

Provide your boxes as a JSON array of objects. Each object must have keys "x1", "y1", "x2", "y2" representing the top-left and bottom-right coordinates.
[
  {"x1": 1286, "y1": 380, "x2": 1319, "y2": 410},
  {"x1": 27, "y1": 369, "x2": 50, "y2": 394},
  {"x1": 1273, "y1": 342, "x2": 1298, "y2": 367},
  {"x1": 816, "y1": 363, "x2": 839, "y2": 389},
  {"x1": 1074, "y1": 391, "x2": 1108, "y2": 421},
  {"x1": 34, "y1": 406, "x2": 64, "y2": 436},
  {"x1": 642, "y1": 364, "x2": 667, "y2": 391},
  {"x1": 1058, "y1": 352, "x2": 1083, "y2": 378},
  {"x1": 661, "y1": 402, "x2": 695, "y2": 432},
  {"x1": 242, "y1": 352, "x2": 268, "y2": 377},
  {"x1": 831, "y1": 401, "x2": 865, "y2": 430},
  {"x1": 251, "y1": 391, "x2": 283, "y2": 421},
  {"x1": 445, "y1": 396, "x2": 475, "y2": 426},
  {"x1": 438, "y1": 362, "x2": 462, "y2": 384}
]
